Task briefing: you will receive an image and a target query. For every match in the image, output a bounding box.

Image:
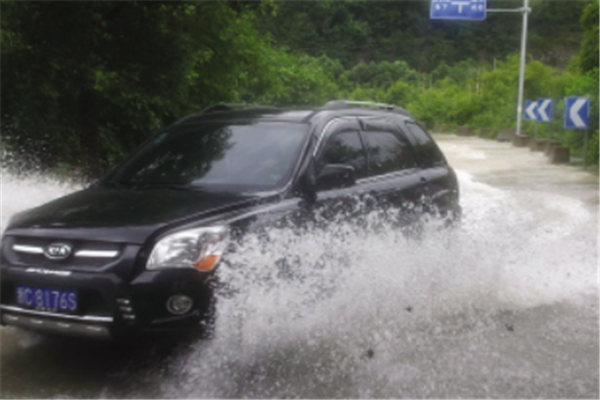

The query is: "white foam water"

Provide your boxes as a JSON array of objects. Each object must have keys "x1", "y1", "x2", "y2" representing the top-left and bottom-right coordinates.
[
  {"x1": 1, "y1": 172, "x2": 83, "y2": 233},
  {"x1": 152, "y1": 167, "x2": 596, "y2": 398}
]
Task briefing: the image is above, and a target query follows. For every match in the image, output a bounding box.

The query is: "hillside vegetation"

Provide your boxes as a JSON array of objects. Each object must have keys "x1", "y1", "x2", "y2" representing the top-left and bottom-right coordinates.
[{"x1": 1, "y1": 0, "x2": 598, "y2": 178}]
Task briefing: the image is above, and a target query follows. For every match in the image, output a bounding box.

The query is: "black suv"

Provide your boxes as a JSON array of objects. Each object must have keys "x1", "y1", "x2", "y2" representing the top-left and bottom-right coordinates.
[{"x1": 0, "y1": 101, "x2": 460, "y2": 339}]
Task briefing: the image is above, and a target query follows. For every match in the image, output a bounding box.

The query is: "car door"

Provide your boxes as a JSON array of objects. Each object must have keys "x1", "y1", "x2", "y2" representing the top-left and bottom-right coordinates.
[
  {"x1": 399, "y1": 120, "x2": 461, "y2": 218},
  {"x1": 310, "y1": 117, "x2": 372, "y2": 222},
  {"x1": 357, "y1": 116, "x2": 427, "y2": 224}
]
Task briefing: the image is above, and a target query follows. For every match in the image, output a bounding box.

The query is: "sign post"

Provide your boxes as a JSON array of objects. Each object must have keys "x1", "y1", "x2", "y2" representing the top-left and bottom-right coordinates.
[
  {"x1": 536, "y1": 97, "x2": 554, "y2": 144},
  {"x1": 515, "y1": 0, "x2": 530, "y2": 138},
  {"x1": 486, "y1": 1, "x2": 532, "y2": 138},
  {"x1": 431, "y1": 0, "x2": 532, "y2": 140},
  {"x1": 524, "y1": 100, "x2": 538, "y2": 139},
  {"x1": 564, "y1": 96, "x2": 590, "y2": 169}
]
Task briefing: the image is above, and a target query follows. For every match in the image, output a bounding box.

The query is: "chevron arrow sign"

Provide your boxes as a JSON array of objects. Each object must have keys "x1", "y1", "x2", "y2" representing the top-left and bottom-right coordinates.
[
  {"x1": 564, "y1": 97, "x2": 589, "y2": 129},
  {"x1": 524, "y1": 100, "x2": 538, "y2": 121},
  {"x1": 536, "y1": 98, "x2": 553, "y2": 123}
]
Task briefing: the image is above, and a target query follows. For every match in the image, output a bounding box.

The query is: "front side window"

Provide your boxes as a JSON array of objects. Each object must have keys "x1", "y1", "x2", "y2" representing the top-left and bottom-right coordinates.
[
  {"x1": 364, "y1": 131, "x2": 416, "y2": 175},
  {"x1": 104, "y1": 122, "x2": 309, "y2": 192},
  {"x1": 320, "y1": 130, "x2": 368, "y2": 179}
]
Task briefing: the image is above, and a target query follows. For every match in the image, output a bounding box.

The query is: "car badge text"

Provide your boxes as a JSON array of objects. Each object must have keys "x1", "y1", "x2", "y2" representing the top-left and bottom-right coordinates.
[
  {"x1": 25, "y1": 267, "x2": 71, "y2": 277},
  {"x1": 44, "y1": 243, "x2": 72, "y2": 260}
]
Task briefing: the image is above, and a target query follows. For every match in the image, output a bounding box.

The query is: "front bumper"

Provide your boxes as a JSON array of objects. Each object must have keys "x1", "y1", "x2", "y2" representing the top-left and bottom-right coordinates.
[
  {"x1": 0, "y1": 265, "x2": 215, "y2": 339},
  {"x1": 1, "y1": 306, "x2": 113, "y2": 339}
]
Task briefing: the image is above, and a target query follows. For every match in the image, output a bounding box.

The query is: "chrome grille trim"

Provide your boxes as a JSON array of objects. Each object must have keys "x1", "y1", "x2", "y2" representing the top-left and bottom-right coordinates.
[
  {"x1": 0, "y1": 305, "x2": 113, "y2": 323},
  {"x1": 74, "y1": 250, "x2": 119, "y2": 258},
  {"x1": 12, "y1": 245, "x2": 118, "y2": 258},
  {"x1": 12, "y1": 245, "x2": 44, "y2": 254}
]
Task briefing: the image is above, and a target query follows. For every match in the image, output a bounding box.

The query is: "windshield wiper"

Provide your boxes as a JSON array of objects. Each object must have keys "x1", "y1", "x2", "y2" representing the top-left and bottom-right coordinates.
[
  {"x1": 101, "y1": 181, "x2": 128, "y2": 189},
  {"x1": 102, "y1": 181, "x2": 209, "y2": 191},
  {"x1": 128, "y1": 183, "x2": 206, "y2": 191}
]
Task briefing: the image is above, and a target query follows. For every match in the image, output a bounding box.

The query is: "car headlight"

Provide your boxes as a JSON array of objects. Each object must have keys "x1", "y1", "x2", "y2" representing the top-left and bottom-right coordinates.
[{"x1": 147, "y1": 226, "x2": 229, "y2": 271}]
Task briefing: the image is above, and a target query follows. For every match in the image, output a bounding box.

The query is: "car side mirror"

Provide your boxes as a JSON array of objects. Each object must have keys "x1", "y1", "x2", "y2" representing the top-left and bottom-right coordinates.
[{"x1": 316, "y1": 164, "x2": 356, "y2": 191}]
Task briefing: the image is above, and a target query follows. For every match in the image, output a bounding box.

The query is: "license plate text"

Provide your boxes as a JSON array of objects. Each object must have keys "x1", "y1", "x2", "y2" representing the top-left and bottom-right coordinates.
[{"x1": 16, "y1": 286, "x2": 77, "y2": 312}]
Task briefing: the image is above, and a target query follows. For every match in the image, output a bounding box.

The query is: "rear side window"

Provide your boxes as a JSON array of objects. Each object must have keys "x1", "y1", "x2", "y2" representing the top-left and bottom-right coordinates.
[
  {"x1": 363, "y1": 131, "x2": 416, "y2": 175},
  {"x1": 321, "y1": 131, "x2": 368, "y2": 179},
  {"x1": 403, "y1": 122, "x2": 447, "y2": 167}
]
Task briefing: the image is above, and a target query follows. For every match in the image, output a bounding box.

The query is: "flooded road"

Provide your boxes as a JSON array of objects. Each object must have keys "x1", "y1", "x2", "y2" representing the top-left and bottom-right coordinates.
[{"x1": 1, "y1": 134, "x2": 598, "y2": 398}]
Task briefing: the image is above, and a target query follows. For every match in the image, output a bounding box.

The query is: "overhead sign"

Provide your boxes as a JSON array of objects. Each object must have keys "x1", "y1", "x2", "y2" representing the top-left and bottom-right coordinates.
[
  {"x1": 430, "y1": 0, "x2": 487, "y2": 20},
  {"x1": 536, "y1": 98, "x2": 553, "y2": 122},
  {"x1": 524, "y1": 100, "x2": 538, "y2": 121},
  {"x1": 564, "y1": 97, "x2": 589, "y2": 129}
]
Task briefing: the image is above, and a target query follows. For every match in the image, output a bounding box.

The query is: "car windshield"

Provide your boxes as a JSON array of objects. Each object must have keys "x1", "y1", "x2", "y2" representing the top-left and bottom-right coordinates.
[{"x1": 103, "y1": 121, "x2": 309, "y2": 192}]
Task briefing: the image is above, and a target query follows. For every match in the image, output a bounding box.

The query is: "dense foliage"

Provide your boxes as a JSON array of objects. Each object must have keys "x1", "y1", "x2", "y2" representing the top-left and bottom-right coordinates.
[
  {"x1": 1, "y1": 0, "x2": 598, "y2": 178},
  {"x1": 257, "y1": 0, "x2": 588, "y2": 70},
  {"x1": 2, "y1": 2, "x2": 274, "y2": 176}
]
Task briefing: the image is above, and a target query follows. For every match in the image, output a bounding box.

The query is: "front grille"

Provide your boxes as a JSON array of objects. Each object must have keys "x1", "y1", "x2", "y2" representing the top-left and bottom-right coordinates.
[{"x1": 3, "y1": 236, "x2": 123, "y2": 268}]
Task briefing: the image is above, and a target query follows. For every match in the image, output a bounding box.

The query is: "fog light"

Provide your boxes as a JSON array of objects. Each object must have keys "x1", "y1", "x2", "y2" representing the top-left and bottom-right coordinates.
[{"x1": 166, "y1": 295, "x2": 193, "y2": 315}]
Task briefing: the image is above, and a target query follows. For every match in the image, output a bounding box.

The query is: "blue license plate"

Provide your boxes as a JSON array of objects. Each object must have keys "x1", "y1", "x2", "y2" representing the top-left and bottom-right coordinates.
[{"x1": 16, "y1": 286, "x2": 77, "y2": 313}]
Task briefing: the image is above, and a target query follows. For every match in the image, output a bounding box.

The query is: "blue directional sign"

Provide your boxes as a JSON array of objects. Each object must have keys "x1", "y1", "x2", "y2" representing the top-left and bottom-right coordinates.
[
  {"x1": 524, "y1": 100, "x2": 538, "y2": 121},
  {"x1": 430, "y1": 0, "x2": 487, "y2": 20},
  {"x1": 536, "y1": 98, "x2": 553, "y2": 123},
  {"x1": 564, "y1": 96, "x2": 590, "y2": 129}
]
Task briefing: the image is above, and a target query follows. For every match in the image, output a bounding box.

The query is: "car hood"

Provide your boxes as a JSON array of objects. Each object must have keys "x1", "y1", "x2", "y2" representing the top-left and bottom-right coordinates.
[{"x1": 5, "y1": 187, "x2": 261, "y2": 244}]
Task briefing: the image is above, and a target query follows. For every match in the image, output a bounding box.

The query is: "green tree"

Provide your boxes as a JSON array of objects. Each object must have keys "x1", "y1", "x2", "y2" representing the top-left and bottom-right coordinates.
[
  {"x1": 251, "y1": 52, "x2": 341, "y2": 106},
  {"x1": 578, "y1": 0, "x2": 599, "y2": 74},
  {"x1": 256, "y1": 0, "x2": 586, "y2": 72},
  {"x1": 2, "y1": 1, "x2": 272, "y2": 177},
  {"x1": 342, "y1": 61, "x2": 418, "y2": 89},
  {"x1": 574, "y1": 1, "x2": 599, "y2": 166},
  {"x1": 529, "y1": 0, "x2": 589, "y2": 67}
]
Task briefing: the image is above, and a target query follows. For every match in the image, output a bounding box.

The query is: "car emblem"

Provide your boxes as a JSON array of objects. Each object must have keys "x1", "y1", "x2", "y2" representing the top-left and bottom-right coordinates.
[{"x1": 44, "y1": 243, "x2": 73, "y2": 260}]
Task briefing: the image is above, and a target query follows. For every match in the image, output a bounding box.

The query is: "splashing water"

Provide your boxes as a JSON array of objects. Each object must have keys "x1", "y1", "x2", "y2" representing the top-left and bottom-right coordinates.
[
  {"x1": 1, "y1": 173, "x2": 83, "y2": 233},
  {"x1": 156, "y1": 169, "x2": 596, "y2": 399},
  {"x1": 1, "y1": 135, "x2": 598, "y2": 398}
]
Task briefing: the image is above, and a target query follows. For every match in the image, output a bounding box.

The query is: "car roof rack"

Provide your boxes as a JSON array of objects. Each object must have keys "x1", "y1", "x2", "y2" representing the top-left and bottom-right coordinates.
[
  {"x1": 199, "y1": 103, "x2": 277, "y2": 114},
  {"x1": 322, "y1": 100, "x2": 414, "y2": 118}
]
